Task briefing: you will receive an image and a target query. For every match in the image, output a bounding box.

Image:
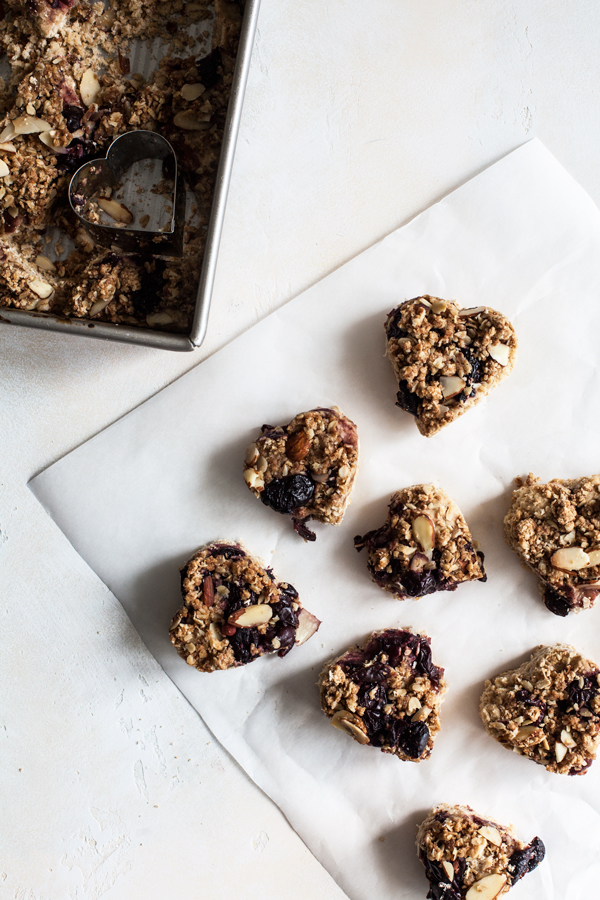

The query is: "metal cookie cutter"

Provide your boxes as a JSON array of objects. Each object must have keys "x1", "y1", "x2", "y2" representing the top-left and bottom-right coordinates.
[{"x1": 68, "y1": 131, "x2": 186, "y2": 257}]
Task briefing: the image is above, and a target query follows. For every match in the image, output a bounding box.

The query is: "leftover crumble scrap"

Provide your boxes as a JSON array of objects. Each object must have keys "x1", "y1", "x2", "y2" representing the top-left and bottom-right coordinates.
[{"x1": 0, "y1": 0, "x2": 244, "y2": 331}]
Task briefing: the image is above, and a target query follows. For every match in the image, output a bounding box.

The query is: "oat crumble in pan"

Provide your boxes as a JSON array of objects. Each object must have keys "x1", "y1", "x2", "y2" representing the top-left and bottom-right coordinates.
[
  {"x1": 416, "y1": 804, "x2": 545, "y2": 900},
  {"x1": 0, "y1": 0, "x2": 245, "y2": 331},
  {"x1": 243, "y1": 406, "x2": 359, "y2": 541},
  {"x1": 385, "y1": 296, "x2": 517, "y2": 437},
  {"x1": 480, "y1": 643, "x2": 600, "y2": 776},
  {"x1": 354, "y1": 483, "x2": 486, "y2": 600},
  {"x1": 319, "y1": 628, "x2": 446, "y2": 762},
  {"x1": 504, "y1": 472, "x2": 600, "y2": 616},
  {"x1": 169, "y1": 541, "x2": 321, "y2": 672}
]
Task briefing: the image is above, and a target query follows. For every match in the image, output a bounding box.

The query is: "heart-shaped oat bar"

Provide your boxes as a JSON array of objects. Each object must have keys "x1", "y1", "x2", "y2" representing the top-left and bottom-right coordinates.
[
  {"x1": 169, "y1": 541, "x2": 320, "y2": 672},
  {"x1": 243, "y1": 407, "x2": 359, "y2": 541},
  {"x1": 354, "y1": 483, "x2": 486, "y2": 599},
  {"x1": 504, "y1": 473, "x2": 600, "y2": 615},
  {"x1": 385, "y1": 296, "x2": 517, "y2": 436},
  {"x1": 319, "y1": 628, "x2": 446, "y2": 762}
]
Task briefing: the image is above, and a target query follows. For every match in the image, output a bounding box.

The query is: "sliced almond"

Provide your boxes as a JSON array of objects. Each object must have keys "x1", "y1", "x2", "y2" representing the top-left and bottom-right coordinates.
[
  {"x1": 412, "y1": 515, "x2": 435, "y2": 553},
  {"x1": 243, "y1": 468, "x2": 264, "y2": 491},
  {"x1": 228, "y1": 604, "x2": 273, "y2": 628},
  {"x1": 516, "y1": 724, "x2": 540, "y2": 739},
  {"x1": 255, "y1": 454, "x2": 268, "y2": 474},
  {"x1": 440, "y1": 374, "x2": 466, "y2": 399},
  {"x1": 181, "y1": 83, "x2": 206, "y2": 101},
  {"x1": 586, "y1": 548, "x2": 600, "y2": 567},
  {"x1": 489, "y1": 343, "x2": 510, "y2": 366},
  {"x1": 407, "y1": 696, "x2": 421, "y2": 715},
  {"x1": 412, "y1": 705, "x2": 431, "y2": 722},
  {"x1": 38, "y1": 131, "x2": 58, "y2": 149},
  {"x1": 0, "y1": 123, "x2": 15, "y2": 142},
  {"x1": 97, "y1": 197, "x2": 133, "y2": 224},
  {"x1": 409, "y1": 552, "x2": 429, "y2": 573},
  {"x1": 89, "y1": 299, "x2": 111, "y2": 317},
  {"x1": 0, "y1": 142, "x2": 16, "y2": 153},
  {"x1": 173, "y1": 110, "x2": 211, "y2": 131},
  {"x1": 244, "y1": 443, "x2": 259, "y2": 465},
  {"x1": 12, "y1": 115, "x2": 51, "y2": 135},
  {"x1": 35, "y1": 254, "x2": 57, "y2": 274},
  {"x1": 441, "y1": 861, "x2": 454, "y2": 881},
  {"x1": 551, "y1": 546, "x2": 590, "y2": 571},
  {"x1": 459, "y1": 306, "x2": 486, "y2": 317},
  {"x1": 80, "y1": 68, "x2": 101, "y2": 107},
  {"x1": 295, "y1": 608, "x2": 321, "y2": 645},
  {"x1": 146, "y1": 311, "x2": 174, "y2": 326},
  {"x1": 0, "y1": 160, "x2": 9, "y2": 177},
  {"x1": 429, "y1": 298, "x2": 447, "y2": 314},
  {"x1": 209, "y1": 622, "x2": 223, "y2": 645},
  {"x1": 560, "y1": 729, "x2": 576, "y2": 748},
  {"x1": 465, "y1": 873, "x2": 507, "y2": 900},
  {"x1": 331, "y1": 710, "x2": 370, "y2": 744},
  {"x1": 28, "y1": 276, "x2": 53, "y2": 299},
  {"x1": 478, "y1": 826, "x2": 502, "y2": 847},
  {"x1": 555, "y1": 741, "x2": 568, "y2": 762}
]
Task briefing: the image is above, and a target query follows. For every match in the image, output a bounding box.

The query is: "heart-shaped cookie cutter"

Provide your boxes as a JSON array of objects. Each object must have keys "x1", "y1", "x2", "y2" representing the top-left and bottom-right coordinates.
[{"x1": 68, "y1": 131, "x2": 185, "y2": 257}]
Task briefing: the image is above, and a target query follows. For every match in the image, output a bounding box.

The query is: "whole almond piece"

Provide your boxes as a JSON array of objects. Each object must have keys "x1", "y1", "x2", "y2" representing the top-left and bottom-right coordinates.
[
  {"x1": 203, "y1": 575, "x2": 214, "y2": 607},
  {"x1": 551, "y1": 546, "x2": 590, "y2": 571},
  {"x1": 286, "y1": 429, "x2": 311, "y2": 462}
]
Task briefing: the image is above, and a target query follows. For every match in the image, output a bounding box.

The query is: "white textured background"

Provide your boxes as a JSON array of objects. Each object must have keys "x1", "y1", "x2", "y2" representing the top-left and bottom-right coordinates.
[{"x1": 2, "y1": 2, "x2": 600, "y2": 898}]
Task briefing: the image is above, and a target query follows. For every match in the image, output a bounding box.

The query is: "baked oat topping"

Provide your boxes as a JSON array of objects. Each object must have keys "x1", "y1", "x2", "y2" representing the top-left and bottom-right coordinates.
[
  {"x1": 354, "y1": 483, "x2": 486, "y2": 600},
  {"x1": 243, "y1": 406, "x2": 359, "y2": 541},
  {"x1": 385, "y1": 296, "x2": 517, "y2": 437},
  {"x1": 504, "y1": 472, "x2": 600, "y2": 615},
  {"x1": 480, "y1": 643, "x2": 600, "y2": 776},
  {"x1": 319, "y1": 629, "x2": 447, "y2": 762},
  {"x1": 417, "y1": 804, "x2": 545, "y2": 899},
  {"x1": 169, "y1": 541, "x2": 321, "y2": 673},
  {"x1": 319, "y1": 628, "x2": 446, "y2": 762},
  {"x1": 0, "y1": 0, "x2": 245, "y2": 331}
]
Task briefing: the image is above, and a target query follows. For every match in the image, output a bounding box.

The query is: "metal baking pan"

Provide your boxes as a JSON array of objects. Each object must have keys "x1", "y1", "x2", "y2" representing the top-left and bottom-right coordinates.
[{"x1": 0, "y1": 0, "x2": 261, "y2": 352}]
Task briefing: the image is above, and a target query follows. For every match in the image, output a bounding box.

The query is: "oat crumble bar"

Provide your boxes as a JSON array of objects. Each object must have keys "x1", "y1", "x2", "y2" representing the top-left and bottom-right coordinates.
[
  {"x1": 385, "y1": 297, "x2": 517, "y2": 437},
  {"x1": 417, "y1": 804, "x2": 545, "y2": 900},
  {"x1": 504, "y1": 472, "x2": 600, "y2": 616},
  {"x1": 243, "y1": 407, "x2": 359, "y2": 541},
  {"x1": 0, "y1": 0, "x2": 245, "y2": 331},
  {"x1": 354, "y1": 484, "x2": 486, "y2": 600},
  {"x1": 319, "y1": 628, "x2": 446, "y2": 762},
  {"x1": 169, "y1": 541, "x2": 321, "y2": 672},
  {"x1": 480, "y1": 643, "x2": 600, "y2": 776}
]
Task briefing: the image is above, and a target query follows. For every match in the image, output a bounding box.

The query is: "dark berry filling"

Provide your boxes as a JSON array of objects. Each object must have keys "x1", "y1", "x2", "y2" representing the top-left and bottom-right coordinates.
[
  {"x1": 514, "y1": 689, "x2": 547, "y2": 720},
  {"x1": 221, "y1": 579, "x2": 300, "y2": 663},
  {"x1": 507, "y1": 836, "x2": 545, "y2": 883},
  {"x1": 63, "y1": 104, "x2": 84, "y2": 133},
  {"x1": 261, "y1": 473, "x2": 315, "y2": 514},
  {"x1": 543, "y1": 585, "x2": 573, "y2": 616},
  {"x1": 420, "y1": 854, "x2": 465, "y2": 900},
  {"x1": 57, "y1": 138, "x2": 102, "y2": 174},
  {"x1": 354, "y1": 530, "x2": 458, "y2": 598},
  {"x1": 558, "y1": 674, "x2": 599, "y2": 715},
  {"x1": 395, "y1": 379, "x2": 421, "y2": 416},
  {"x1": 197, "y1": 47, "x2": 222, "y2": 89},
  {"x1": 337, "y1": 630, "x2": 442, "y2": 758}
]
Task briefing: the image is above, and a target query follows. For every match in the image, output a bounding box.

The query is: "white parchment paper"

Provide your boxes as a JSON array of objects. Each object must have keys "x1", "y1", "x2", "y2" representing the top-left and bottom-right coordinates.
[{"x1": 31, "y1": 140, "x2": 600, "y2": 899}]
